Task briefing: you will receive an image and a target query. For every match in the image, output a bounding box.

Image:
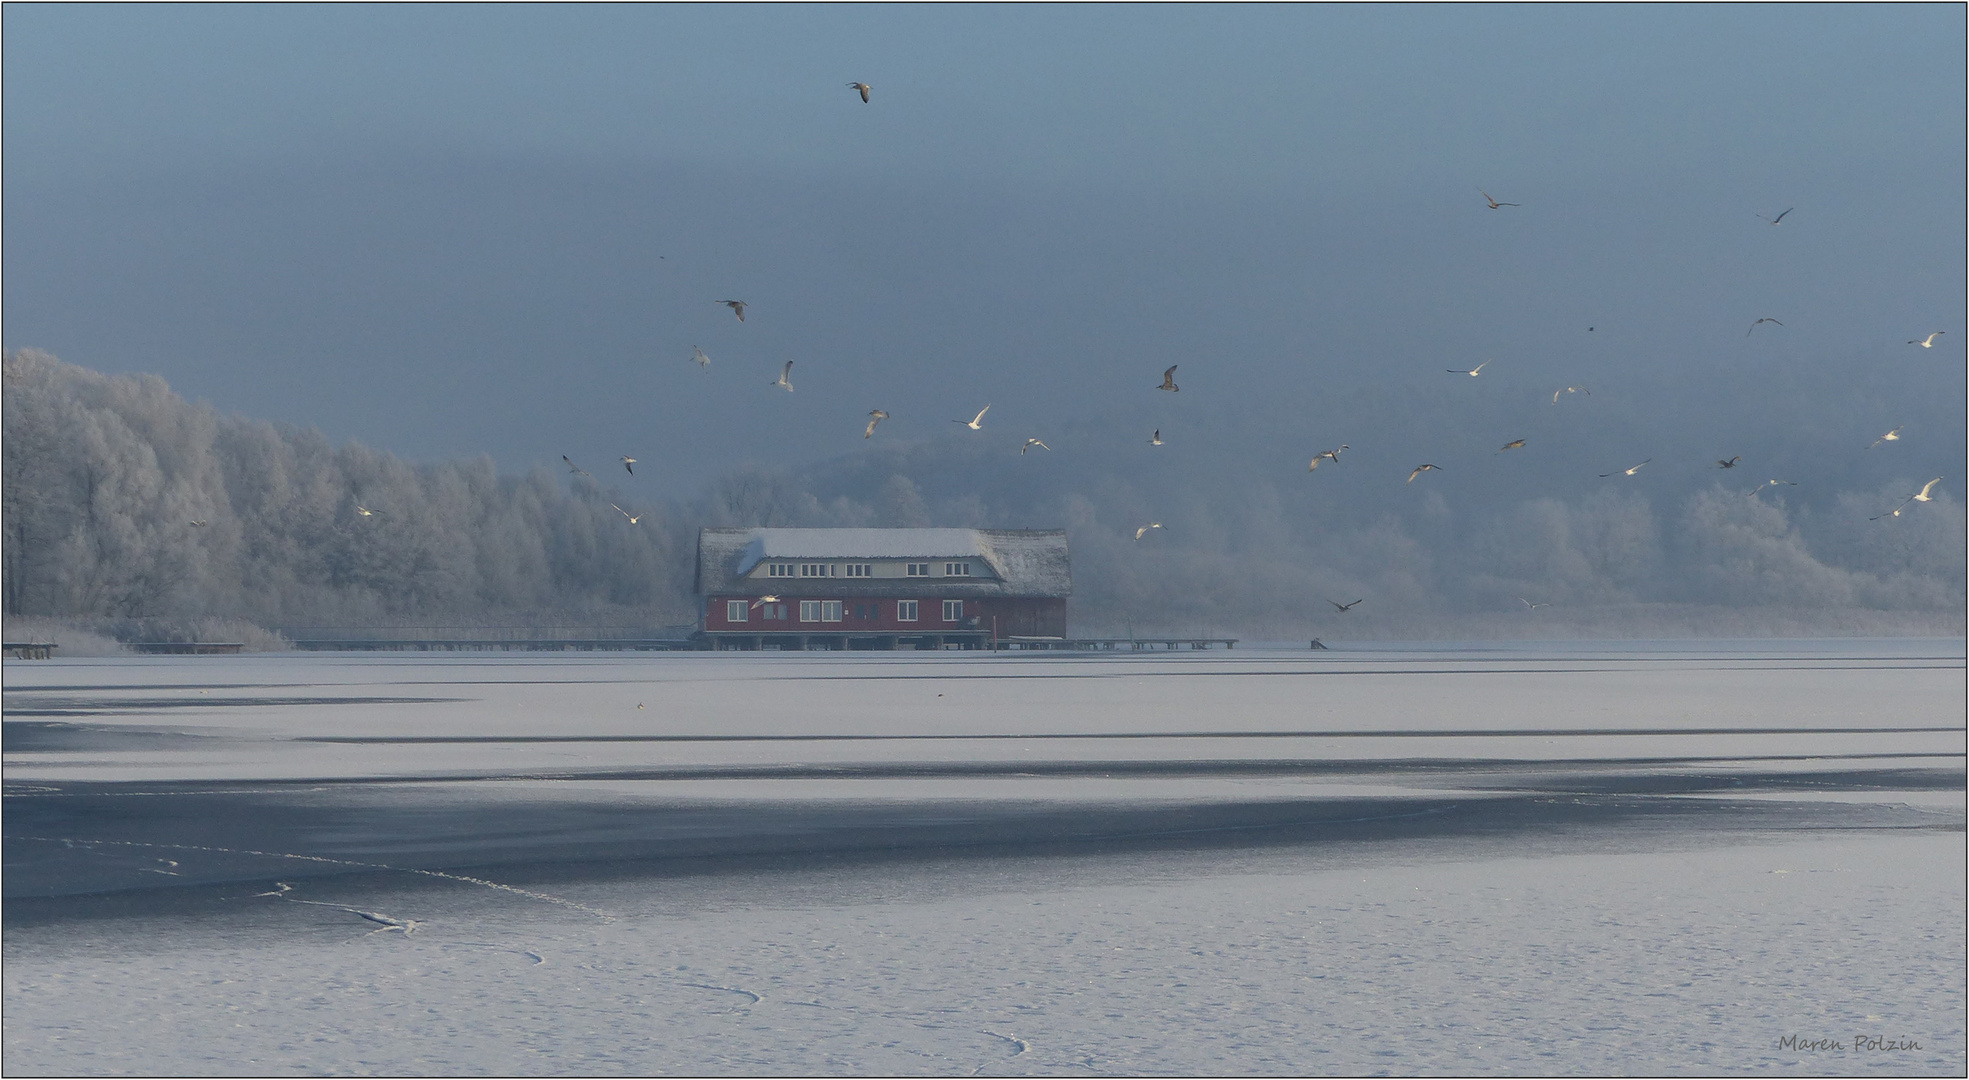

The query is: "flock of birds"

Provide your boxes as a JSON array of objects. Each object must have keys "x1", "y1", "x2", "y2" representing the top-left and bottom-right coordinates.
[{"x1": 365, "y1": 81, "x2": 1948, "y2": 619}]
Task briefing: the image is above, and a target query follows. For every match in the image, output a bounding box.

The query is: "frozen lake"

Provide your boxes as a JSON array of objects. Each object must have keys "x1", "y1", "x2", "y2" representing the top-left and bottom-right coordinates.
[{"x1": 5, "y1": 641, "x2": 1964, "y2": 1075}]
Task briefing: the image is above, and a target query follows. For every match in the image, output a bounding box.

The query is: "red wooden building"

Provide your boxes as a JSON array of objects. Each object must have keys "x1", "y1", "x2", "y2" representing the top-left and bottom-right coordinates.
[{"x1": 696, "y1": 527, "x2": 1070, "y2": 649}]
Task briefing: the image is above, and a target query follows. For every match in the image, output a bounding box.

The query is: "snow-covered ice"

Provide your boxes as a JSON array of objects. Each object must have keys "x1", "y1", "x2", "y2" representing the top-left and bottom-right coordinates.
[{"x1": 4, "y1": 640, "x2": 1963, "y2": 1075}]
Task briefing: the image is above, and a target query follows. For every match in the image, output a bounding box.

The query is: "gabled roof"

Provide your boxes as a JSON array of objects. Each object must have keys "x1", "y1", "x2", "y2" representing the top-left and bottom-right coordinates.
[{"x1": 696, "y1": 527, "x2": 1071, "y2": 598}]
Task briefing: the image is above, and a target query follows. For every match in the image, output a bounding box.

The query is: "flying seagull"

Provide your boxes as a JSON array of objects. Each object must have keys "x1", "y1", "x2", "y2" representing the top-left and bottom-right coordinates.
[
  {"x1": 1150, "y1": 429, "x2": 1163, "y2": 446},
  {"x1": 1908, "y1": 332, "x2": 1945, "y2": 348},
  {"x1": 1480, "y1": 190, "x2": 1520, "y2": 209},
  {"x1": 1308, "y1": 445, "x2": 1348, "y2": 471},
  {"x1": 1021, "y1": 438, "x2": 1051, "y2": 455},
  {"x1": 1158, "y1": 365, "x2": 1179, "y2": 392},
  {"x1": 1869, "y1": 427, "x2": 1902, "y2": 449},
  {"x1": 751, "y1": 594, "x2": 781, "y2": 609},
  {"x1": 1871, "y1": 477, "x2": 1944, "y2": 520},
  {"x1": 1717, "y1": 456, "x2": 1741, "y2": 469},
  {"x1": 1755, "y1": 207, "x2": 1793, "y2": 225},
  {"x1": 1498, "y1": 438, "x2": 1526, "y2": 453},
  {"x1": 865, "y1": 409, "x2": 889, "y2": 439},
  {"x1": 1747, "y1": 478, "x2": 1798, "y2": 497},
  {"x1": 773, "y1": 361, "x2": 794, "y2": 392},
  {"x1": 189, "y1": 519, "x2": 208, "y2": 527},
  {"x1": 1328, "y1": 598, "x2": 1363, "y2": 612},
  {"x1": 1134, "y1": 523, "x2": 1163, "y2": 540},
  {"x1": 1746, "y1": 317, "x2": 1783, "y2": 336},
  {"x1": 621, "y1": 456, "x2": 636, "y2": 475},
  {"x1": 1600, "y1": 459, "x2": 1651, "y2": 477},
  {"x1": 1406, "y1": 464, "x2": 1442, "y2": 484},
  {"x1": 1449, "y1": 361, "x2": 1488, "y2": 377},
  {"x1": 719, "y1": 300, "x2": 747, "y2": 322},
  {"x1": 691, "y1": 345, "x2": 711, "y2": 367},
  {"x1": 1552, "y1": 385, "x2": 1589, "y2": 404},
  {"x1": 354, "y1": 504, "x2": 380, "y2": 517},
  {"x1": 1519, "y1": 597, "x2": 1552, "y2": 610},
  {"x1": 611, "y1": 504, "x2": 644, "y2": 524},
  {"x1": 954, "y1": 405, "x2": 990, "y2": 430},
  {"x1": 847, "y1": 81, "x2": 871, "y2": 103},
  {"x1": 563, "y1": 455, "x2": 591, "y2": 477}
]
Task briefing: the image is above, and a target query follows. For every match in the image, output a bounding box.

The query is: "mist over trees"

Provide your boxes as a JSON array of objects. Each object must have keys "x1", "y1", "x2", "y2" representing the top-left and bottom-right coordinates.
[{"x1": 4, "y1": 350, "x2": 1962, "y2": 640}]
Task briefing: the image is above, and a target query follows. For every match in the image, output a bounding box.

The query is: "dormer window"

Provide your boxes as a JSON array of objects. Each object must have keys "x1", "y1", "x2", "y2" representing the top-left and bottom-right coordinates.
[
  {"x1": 846, "y1": 563, "x2": 872, "y2": 577},
  {"x1": 800, "y1": 563, "x2": 835, "y2": 577},
  {"x1": 906, "y1": 563, "x2": 930, "y2": 577},
  {"x1": 945, "y1": 562, "x2": 971, "y2": 576},
  {"x1": 766, "y1": 563, "x2": 794, "y2": 578}
]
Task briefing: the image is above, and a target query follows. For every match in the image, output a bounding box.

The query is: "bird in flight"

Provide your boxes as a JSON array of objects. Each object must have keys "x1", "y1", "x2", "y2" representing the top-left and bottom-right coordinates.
[
  {"x1": 189, "y1": 519, "x2": 208, "y2": 527},
  {"x1": 1869, "y1": 427, "x2": 1902, "y2": 449},
  {"x1": 1519, "y1": 597, "x2": 1552, "y2": 610},
  {"x1": 1150, "y1": 429, "x2": 1163, "y2": 446},
  {"x1": 1134, "y1": 523, "x2": 1164, "y2": 540},
  {"x1": 773, "y1": 361, "x2": 794, "y2": 392},
  {"x1": 751, "y1": 594, "x2": 781, "y2": 609},
  {"x1": 1308, "y1": 445, "x2": 1347, "y2": 471},
  {"x1": 1158, "y1": 365, "x2": 1179, "y2": 392},
  {"x1": 1717, "y1": 456, "x2": 1741, "y2": 469},
  {"x1": 954, "y1": 405, "x2": 990, "y2": 430},
  {"x1": 1871, "y1": 478, "x2": 1944, "y2": 520},
  {"x1": 1908, "y1": 332, "x2": 1945, "y2": 348},
  {"x1": 1449, "y1": 361, "x2": 1488, "y2": 377},
  {"x1": 1406, "y1": 464, "x2": 1442, "y2": 484},
  {"x1": 848, "y1": 81, "x2": 871, "y2": 103},
  {"x1": 1498, "y1": 439, "x2": 1526, "y2": 453},
  {"x1": 1747, "y1": 478, "x2": 1798, "y2": 497},
  {"x1": 1328, "y1": 598, "x2": 1363, "y2": 612},
  {"x1": 1600, "y1": 459, "x2": 1651, "y2": 477},
  {"x1": 611, "y1": 504, "x2": 644, "y2": 524},
  {"x1": 1746, "y1": 317, "x2": 1783, "y2": 336},
  {"x1": 563, "y1": 455, "x2": 591, "y2": 477},
  {"x1": 354, "y1": 504, "x2": 380, "y2": 517},
  {"x1": 865, "y1": 409, "x2": 889, "y2": 439},
  {"x1": 719, "y1": 300, "x2": 747, "y2": 322},
  {"x1": 621, "y1": 456, "x2": 636, "y2": 475},
  {"x1": 1480, "y1": 190, "x2": 1519, "y2": 209},
  {"x1": 691, "y1": 345, "x2": 711, "y2": 367},
  {"x1": 1552, "y1": 385, "x2": 1589, "y2": 404},
  {"x1": 1755, "y1": 207, "x2": 1793, "y2": 225},
  {"x1": 1021, "y1": 438, "x2": 1051, "y2": 455}
]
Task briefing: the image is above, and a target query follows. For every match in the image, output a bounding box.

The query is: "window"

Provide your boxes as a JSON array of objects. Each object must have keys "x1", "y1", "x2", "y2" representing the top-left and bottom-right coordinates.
[
  {"x1": 761, "y1": 603, "x2": 787, "y2": 621},
  {"x1": 800, "y1": 600, "x2": 822, "y2": 622},
  {"x1": 945, "y1": 562, "x2": 971, "y2": 576},
  {"x1": 846, "y1": 563, "x2": 871, "y2": 577},
  {"x1": 801, "y1": 563, "x2": 833, "y2": 577},
  {"x1": 906, "y1": 563, "x2": 929, "y2": 577},
  {"x1": 942, "y1": 600, "x2": 963, "y2": 622},
  {"x1": 767, "y1": 563, "x2": 794, "y2": 578},
  {"x1": 897, "y1": 600, "x2": 918, "y2": 622},
  {"x1": 821, "y1": 601, "x2": 843, "y2": 622},
  {"x1": 727, "y1": 600, "x2": 749, "y2": 623}
]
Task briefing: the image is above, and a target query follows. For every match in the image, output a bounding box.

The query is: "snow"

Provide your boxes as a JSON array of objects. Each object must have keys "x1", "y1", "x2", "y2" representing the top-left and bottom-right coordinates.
[{"x1": 4, "y1": 640, "x2": 1963, "y2": 1074}]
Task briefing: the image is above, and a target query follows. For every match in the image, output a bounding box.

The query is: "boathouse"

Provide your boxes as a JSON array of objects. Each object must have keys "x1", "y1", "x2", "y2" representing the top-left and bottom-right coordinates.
[{"x1": 695, "y1": 527, "x2": 1070, "y2": 649}]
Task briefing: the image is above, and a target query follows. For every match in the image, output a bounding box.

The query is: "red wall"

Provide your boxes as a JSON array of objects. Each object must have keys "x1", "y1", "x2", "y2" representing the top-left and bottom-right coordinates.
[{"x1": 705, "y1": 595, "x2": 1064, "y2": 636}]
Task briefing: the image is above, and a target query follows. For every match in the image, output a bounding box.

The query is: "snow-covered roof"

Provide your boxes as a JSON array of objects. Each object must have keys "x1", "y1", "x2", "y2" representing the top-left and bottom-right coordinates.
[{"x1": 696, "y1": 527, "x2": 1071, "y2": 598}]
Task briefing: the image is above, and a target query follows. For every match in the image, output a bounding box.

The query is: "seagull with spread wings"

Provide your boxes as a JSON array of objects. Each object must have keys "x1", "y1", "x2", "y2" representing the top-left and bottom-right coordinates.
[
  {"x1": 772, "y1": 361, "x2": 794, "y2": 392},
  {"x1": 865, "y1": 409, "x2": 889, "y2": 439},
  {"x1": 1755, "y1": 207, "x2": 1793, "y2": 225},
  {"x1": 611, "y1": 504, "x2": 644, "y2": 524},
  {"x1": 1600, "y1": 459, "x2": 1651, "y2": 477},
  {"x1": 1157, "y1": 365, "x2": 1179, "y2": 392},
  {"x1": 1309, "y1": 445, "x2": 1348, "y2": 471},
  {"x1": 1134, "y1": 523, "x2": 1163, "y2": 540},
  {"x1": 1449, "y1": 361, "x2": 1488, "y2": 377},
  {"x1": 1150, "y1": 429, "x2": 1163, "y2": 446},
  {"x1": 1021, "y1": 438, "x2": 1051, "y2": 455},
  {"x1": 1498, "y1": 439, "x2": 1526, "y2": 453},
  {"x1": 1328, "y1": 598, "x2": 1363, "y2": 612},
  {"x1": 1869, "y1": 427, "x2": 1902, "y2": 449},
  {"x1": 1871, "y1": 478, "x2": 1945, "y2": 520},
  {"x1": 954, "y1": 405, "x2": 990, "y2": 430},
  {"x1": 1746, "y1": 317, "x2": 1783, "y2": 336},
  {"x1": 1747, "y1": 478, "x2": 1798, "y2": 497},
  {"x1": 1552, "y1": 385, "x2": 1589, "y2": 404},
  {"x1": 562, "y1": 456, "x2": 591, "y2": 478},
  {"x1": 1480, "y1": 190, "x2": 1520, "y2": 209},
  {"x1": 1908, "y1": 332, "x2": 1945, "y2": 348},
  {"x1": 847, "y1": 82, "x2": 871, "y2": 103},
  {"x1": 1406, "y1": 464, "x2": 1442, "y2": 484},
  {"x1": 621, "y1": 456, "x2": 636, "y2": 475},
  {"x1": 719, "y1": 300, "x2": 747, "y2": 322},
  {"x1": 1717, "y1": 456, "x2": 1742, "y2": 469},
  {"x1": 690, "y1": 345, "x2": 711, "y2": 367}
]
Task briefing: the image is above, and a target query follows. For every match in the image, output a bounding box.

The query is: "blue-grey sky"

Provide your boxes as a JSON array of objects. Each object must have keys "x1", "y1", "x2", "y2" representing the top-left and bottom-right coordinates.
[{"x1": 6, "y1": 4, "x2": 1963, "y2": 515}]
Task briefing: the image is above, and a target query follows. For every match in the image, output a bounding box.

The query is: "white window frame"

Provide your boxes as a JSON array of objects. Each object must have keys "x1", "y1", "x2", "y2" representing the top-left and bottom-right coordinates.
[
  {"x1": 906, "y1": 563, "x2": 929, "y2": 577},
  {"x1": 767, "y1": 563, "x2": 793, "y2": 578},
  {"x1": 727, "y1": 600, "x2": 749, "y2": 623},
  {"x1": 800, "y1": 600, "x2": 822, "y2": 622},
  {"x1": 821, "y1": 600, "x2": 844, "y2": 622},
  {"x1": 942, "y1": 600, "x2": 963, "y2": 622},
  {"x1": 846, "y1": 563, "x2": 871, "y2": 577},
  {"x1": 945, "y1": 562, "x2": 971, "y2": 576},
  {"x1": 897, "y1": 600, "x2": 918, "y2": 622}
]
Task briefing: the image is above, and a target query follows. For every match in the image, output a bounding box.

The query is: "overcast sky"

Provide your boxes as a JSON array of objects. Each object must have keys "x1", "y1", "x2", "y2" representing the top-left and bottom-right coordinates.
[{"x1": 6, "y1": 4, "x2": 1963, "y2": 514}]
